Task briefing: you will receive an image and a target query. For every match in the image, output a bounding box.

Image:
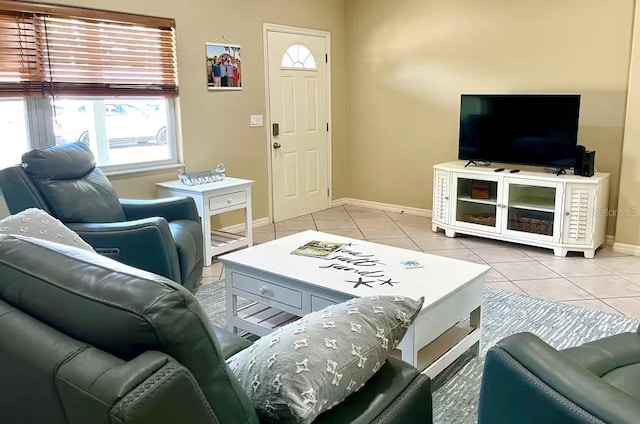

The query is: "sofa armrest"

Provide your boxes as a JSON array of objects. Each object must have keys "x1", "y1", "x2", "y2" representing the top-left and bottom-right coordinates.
[
  {"x1": 479, "y1": 332, "x2": 640, "y2": 424},
  {"x1": 67, "y1": 217, "x2": 181, "y2": 282},
  {"x1": 211, "y1": 325, "x2": 252, "y2": 359},
  {"x1": 315, "y1": 356, "x2": 432, "y2": 424},
  {"x1": 120, "y1": 197, "x2": 200, "y2": 223},
  {"x1": 110, "y1": 357, "x2": 219, "y2": 424},
  {"x1": 55, "y1": 348, "x2": 218, "y2": 424}
]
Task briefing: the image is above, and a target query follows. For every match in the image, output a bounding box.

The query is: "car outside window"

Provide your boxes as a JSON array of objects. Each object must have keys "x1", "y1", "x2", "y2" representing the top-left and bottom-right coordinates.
[{"x1": 53, "y1": 97, "x2": 175, "y2": 170}]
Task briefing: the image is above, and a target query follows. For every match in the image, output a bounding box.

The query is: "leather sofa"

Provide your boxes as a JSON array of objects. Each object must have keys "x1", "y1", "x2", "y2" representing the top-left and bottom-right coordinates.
[
  {"x1": 0, "y1": 234, "x2": 432, "y2": 424},
  {"x1": 479, "y1": 331, "x2": 640, "y2": 424},
  {"x1": 0, "y1": 141, "x2": 203, "y2": 289}
]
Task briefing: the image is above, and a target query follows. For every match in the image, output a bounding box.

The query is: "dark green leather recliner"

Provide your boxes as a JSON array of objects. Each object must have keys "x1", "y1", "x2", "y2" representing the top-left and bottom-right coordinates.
[
  {"x1": 479, "y1": 331, "x2": 640, "y2": 424},
  {"x1": 0, "y1": 235, "x2": 432, "y2": 424},
  {"x1": 0, "y1": 141, "x2": 203, "y2": 289}
]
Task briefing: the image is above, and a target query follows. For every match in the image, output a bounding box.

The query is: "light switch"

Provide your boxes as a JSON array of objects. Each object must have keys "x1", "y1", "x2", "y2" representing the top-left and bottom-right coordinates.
[{"x1": 250, "y1": 115, "x2": 264, "y2": 127}]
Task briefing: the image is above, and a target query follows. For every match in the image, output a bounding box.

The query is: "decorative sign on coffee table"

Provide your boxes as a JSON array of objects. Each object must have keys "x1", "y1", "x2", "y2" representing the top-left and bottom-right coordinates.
[{"x1": 290, "y1": 239, "x2": 425, "y2": 289}]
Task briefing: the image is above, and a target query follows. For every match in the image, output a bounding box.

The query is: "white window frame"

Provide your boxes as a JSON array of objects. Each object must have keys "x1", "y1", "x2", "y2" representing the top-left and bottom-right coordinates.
[{"x1": 17, "y1": 96, "x2": 182, "y2": 176}]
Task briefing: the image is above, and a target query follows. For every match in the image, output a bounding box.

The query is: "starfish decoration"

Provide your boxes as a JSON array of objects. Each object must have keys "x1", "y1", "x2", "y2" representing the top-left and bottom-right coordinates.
[
  {"x1": 379, "y1": 278, "x2": 400, "y2": 287},
  {"x1": 345, "y1": 277, "x2": 375, "y2": 289}
]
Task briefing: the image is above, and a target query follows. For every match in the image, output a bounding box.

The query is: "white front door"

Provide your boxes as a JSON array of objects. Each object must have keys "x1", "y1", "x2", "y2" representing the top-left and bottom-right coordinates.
[{"x1": 266, "y1": 29, "x2": 330, "y2": 222}]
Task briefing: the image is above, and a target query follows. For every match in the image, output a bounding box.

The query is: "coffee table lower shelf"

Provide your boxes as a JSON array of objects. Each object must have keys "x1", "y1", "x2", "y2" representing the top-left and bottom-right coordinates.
[
  {"x1": 236, "y1": 301, "x2": 299, "y2": 333},
  {"x1": 230, "y1": 298, "x2": 479, "y2": 376}
]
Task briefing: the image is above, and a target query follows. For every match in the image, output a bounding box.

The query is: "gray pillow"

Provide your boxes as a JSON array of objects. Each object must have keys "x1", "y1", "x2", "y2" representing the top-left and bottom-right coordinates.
[
  {"x1": 0, "y1": 208, "x2": 94, "y2": 252},
  {"x1": 226, "y1": 295, "x2": 424, "y2": 423}
]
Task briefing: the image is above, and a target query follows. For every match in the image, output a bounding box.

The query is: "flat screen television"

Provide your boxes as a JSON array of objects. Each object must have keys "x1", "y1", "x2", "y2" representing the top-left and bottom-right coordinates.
[{"x1": 458, "y1": 94, "x2": 581, "y2": 168}]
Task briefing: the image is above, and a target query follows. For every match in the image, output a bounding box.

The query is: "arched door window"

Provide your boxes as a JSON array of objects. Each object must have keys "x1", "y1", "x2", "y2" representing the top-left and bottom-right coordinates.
[{"x1": 281, "y1": 44, "x2": 317, "y2": 69}]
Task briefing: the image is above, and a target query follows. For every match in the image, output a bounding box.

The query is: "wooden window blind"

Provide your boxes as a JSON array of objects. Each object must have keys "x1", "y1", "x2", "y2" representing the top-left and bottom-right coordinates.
[
  {"x1": 0, "y1": 11, "x2": 40, "y2": 96},
  {"x1": 0, "y1": 0, "x2": 177, "y2": 97}
]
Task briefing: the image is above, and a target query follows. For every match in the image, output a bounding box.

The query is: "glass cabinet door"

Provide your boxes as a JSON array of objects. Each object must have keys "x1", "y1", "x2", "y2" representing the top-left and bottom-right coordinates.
[
  {"x1": 453, "y1": 176, "x2": 500, "y2": 232},
  {"x1": 503, "y1": 181, "x2": 561, "y2": 241}
]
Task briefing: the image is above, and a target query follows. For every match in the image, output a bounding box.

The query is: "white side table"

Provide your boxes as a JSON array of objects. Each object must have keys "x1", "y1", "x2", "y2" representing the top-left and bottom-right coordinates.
[{"x1": 156, "y1": 178, "x2": 254, "y2": 266}]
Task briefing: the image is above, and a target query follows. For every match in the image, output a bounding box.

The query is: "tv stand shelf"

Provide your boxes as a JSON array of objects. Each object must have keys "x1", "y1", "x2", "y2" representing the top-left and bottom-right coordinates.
[
  {"x1": 458, "y1": 196, "x2": 497, "y2": 206},
  {"x1": 432, "y1": 161, "x2": 610, "y2": 258}
]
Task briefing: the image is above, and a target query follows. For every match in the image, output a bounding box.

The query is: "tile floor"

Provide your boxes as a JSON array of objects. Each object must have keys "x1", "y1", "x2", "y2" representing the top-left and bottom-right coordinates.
[{"x1": 202, "y1": 205, "x2": 640, "y2": 318}]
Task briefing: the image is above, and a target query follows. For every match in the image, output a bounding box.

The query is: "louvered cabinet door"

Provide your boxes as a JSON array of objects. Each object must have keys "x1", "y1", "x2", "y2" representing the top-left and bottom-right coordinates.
[
  {"x1": 433, "y1": 170, "x2": 451, "y2": 224},
  {"x1": 562, "y1": 184, "x2": 596, "y2": 245}
]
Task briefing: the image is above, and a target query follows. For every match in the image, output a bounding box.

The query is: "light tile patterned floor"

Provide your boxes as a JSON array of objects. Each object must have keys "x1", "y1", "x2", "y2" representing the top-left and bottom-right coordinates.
[{"x1": 202, "y1": 205, "x2": 640, "y2": 318}]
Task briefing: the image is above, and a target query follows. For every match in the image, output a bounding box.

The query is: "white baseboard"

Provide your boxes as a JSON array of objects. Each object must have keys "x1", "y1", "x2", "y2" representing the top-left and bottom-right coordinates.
[
  {"x1": 332, "y1": 197, "x2": 432, "y2": 217},
  {"x1": 220, "y1": 217, "x2": 270, "y2": 233},
  {"x1": 612, "y1": 241, "x2": 640, "y2": 256},
  {"x1": 331, "y1": 197, "x2": 348, "y2": 207},
  {"x1": 605, "y1": 235, "x2": 615, "y2": 247}
]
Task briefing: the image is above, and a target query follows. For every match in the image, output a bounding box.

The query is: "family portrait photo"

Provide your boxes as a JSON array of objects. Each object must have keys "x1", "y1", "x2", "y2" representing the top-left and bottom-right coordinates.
[{"x1": 206, "y1": 42, "x2": 242, "y2": 90}]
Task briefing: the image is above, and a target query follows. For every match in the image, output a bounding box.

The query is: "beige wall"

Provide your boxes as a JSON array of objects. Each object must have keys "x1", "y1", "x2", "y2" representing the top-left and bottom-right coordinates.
[
  {"x1": 616, "y1": 3, "x2": 640, "y2": 246},
  {"x1": 40, "y1": 0, "x2": 347, "y2": 226},
  {"x1": 345, "y1": 0, "x2": 634, "y2": 236},
  {"x1": 0, "y1": 194, "x2": 8, "y2": 219}
]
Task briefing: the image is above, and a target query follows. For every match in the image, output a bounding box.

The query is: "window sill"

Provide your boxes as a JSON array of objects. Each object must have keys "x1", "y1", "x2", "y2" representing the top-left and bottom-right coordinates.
[{"x1": 103, "y1": 162, "x2": 185, "y2": 178}]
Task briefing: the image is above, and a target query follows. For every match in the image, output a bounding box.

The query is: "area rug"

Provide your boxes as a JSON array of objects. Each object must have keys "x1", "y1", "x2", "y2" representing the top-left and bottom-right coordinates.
[{"x1": 195, "y1": 281, "x2": 640, "y2": 424}]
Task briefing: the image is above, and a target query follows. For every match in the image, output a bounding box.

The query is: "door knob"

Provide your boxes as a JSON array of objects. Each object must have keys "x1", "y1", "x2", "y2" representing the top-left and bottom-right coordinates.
[{"x1": 273, "y1": 142, "x2": 281, "y2": 149}]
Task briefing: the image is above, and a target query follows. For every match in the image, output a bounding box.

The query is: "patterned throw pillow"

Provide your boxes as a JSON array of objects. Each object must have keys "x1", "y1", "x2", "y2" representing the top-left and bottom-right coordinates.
[
  {"x1": 226, "y1": 295, "x2": 424, "y2": 423},
  {"x1": 0, "y1": 208, "x2": 94, "y2": 252}
]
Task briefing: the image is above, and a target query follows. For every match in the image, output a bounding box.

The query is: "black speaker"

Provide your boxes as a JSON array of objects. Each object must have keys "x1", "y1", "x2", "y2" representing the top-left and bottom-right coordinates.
[
  {"x1": 581, "y1": 151, "x2": 595, "y2": 177},
  {"x1": 574, "y1": 145, "x2": 595, "y2": 177},
  {"x1": 574, "y1": 145, "x2": 586, "y2": 175}
]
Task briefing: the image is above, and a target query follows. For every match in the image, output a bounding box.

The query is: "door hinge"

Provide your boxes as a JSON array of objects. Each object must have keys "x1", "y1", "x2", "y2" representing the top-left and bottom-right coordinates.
[
  {"x1": 326, "y1": 123, "x2": 329, "y2": 132},
  {"x1": 327, "y1": 188, "x2": 330, "y2": 196},
  {"x1": 325, "y1": 54, "x2": 328, "y2": 63}
]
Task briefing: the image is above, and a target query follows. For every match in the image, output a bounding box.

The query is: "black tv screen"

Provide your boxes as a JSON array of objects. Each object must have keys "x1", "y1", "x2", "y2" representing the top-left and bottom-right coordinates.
[{"x1": 458, "y1": 94, "x2": 581, "y2": 168}]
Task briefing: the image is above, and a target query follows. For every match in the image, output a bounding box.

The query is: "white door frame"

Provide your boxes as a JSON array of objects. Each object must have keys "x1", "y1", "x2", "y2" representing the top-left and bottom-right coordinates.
[{"x1": 262, "y1": 23, "x2": 333, "y2": 223}]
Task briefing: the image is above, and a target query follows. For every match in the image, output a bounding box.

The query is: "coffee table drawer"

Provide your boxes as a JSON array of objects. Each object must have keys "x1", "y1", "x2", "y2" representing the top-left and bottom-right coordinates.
[
  {"x1": 311, "y1": 295, "x2": 337, "y2": 312},
  {"x1": 231, "y1": 273, "x2": 302, "y2": 308},
  {"x1": 209, "y1": 190, "x2": 247, "y2": 211}
]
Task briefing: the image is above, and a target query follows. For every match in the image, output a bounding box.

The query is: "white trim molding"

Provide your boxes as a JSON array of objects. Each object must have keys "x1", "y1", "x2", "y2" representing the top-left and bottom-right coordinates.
[
  {"x1": 332, "y1": 198, "x2": 432, "y2": 218},
  {"x1": 612, "y1": 241, "x2": 640, "y2": 256},
  {"x1": 605, "y1": 235, "x2": 615, "y2": 247}
]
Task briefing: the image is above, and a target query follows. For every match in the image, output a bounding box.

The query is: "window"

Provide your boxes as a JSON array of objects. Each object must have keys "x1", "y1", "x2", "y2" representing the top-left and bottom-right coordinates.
[
  {"x1": 0, "y1": 1, "x2": 179, "y2": 173},
  {"x1": 0, "y1": 99, "x2": 29, "y2": 170},
  {"x1": 281, "y1": 44, "x2": 317, "y2": 69},
  {"x1": 53, "y1": 97, "x2": 174, "y2": 167}
]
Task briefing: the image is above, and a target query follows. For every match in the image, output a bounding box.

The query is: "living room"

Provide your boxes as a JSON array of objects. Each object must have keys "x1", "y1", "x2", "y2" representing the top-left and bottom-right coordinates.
[{"x1": 2, "y1": 0, "x2": 640, "y2": 423}]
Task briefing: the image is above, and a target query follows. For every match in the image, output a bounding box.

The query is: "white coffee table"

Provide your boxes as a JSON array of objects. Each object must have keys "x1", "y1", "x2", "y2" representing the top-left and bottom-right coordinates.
[{"x1": 220, "y1": 230, "x2": 489, "y2": 377}]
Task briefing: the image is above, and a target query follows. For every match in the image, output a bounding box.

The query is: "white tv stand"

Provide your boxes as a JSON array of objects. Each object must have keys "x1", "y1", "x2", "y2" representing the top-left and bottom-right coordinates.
[{"x1": 432, "y1": 161, "x2": 610, "y2": 258}]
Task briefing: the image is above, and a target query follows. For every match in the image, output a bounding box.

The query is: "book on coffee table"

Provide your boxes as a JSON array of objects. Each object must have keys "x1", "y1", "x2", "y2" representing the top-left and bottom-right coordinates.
[{"x1": 291, "y1": 240, "x2": 345, "y2": 258}]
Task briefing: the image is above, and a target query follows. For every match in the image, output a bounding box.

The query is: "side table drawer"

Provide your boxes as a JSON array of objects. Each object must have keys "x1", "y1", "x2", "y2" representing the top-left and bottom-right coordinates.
[
  {"x1": 209, "y1": 190, "x2": 247, "y2": 211},
  {"x1": 231, "y1": 272, "x2": 302, "y2": 309}
]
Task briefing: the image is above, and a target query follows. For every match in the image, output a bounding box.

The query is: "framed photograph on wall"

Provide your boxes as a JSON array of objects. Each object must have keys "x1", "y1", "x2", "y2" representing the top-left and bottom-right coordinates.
[{"x1": 206, "y1": 42, "x2": 242, "y2": 90}]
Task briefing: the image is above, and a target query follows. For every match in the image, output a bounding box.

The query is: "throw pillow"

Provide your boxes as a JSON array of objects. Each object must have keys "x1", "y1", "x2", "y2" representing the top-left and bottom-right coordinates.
[
  {"x1": 0, "y1": 208, "x2": 94, "y2": 252},
  {"x1": 226, "y1": 295, "x2": 424, "y2": 423}
]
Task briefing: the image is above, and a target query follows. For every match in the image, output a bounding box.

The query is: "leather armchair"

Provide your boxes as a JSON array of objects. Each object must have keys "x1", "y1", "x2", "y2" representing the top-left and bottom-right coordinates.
[
  {"x1": 0, "y1": 235, "x2": 433, "y2": 424},
  {"x1": 478, "y1": 331, "x2": 640, "y2": 424},
  {"x1": 0, "y1": 141, "x2": 202, "y2": 289}
]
